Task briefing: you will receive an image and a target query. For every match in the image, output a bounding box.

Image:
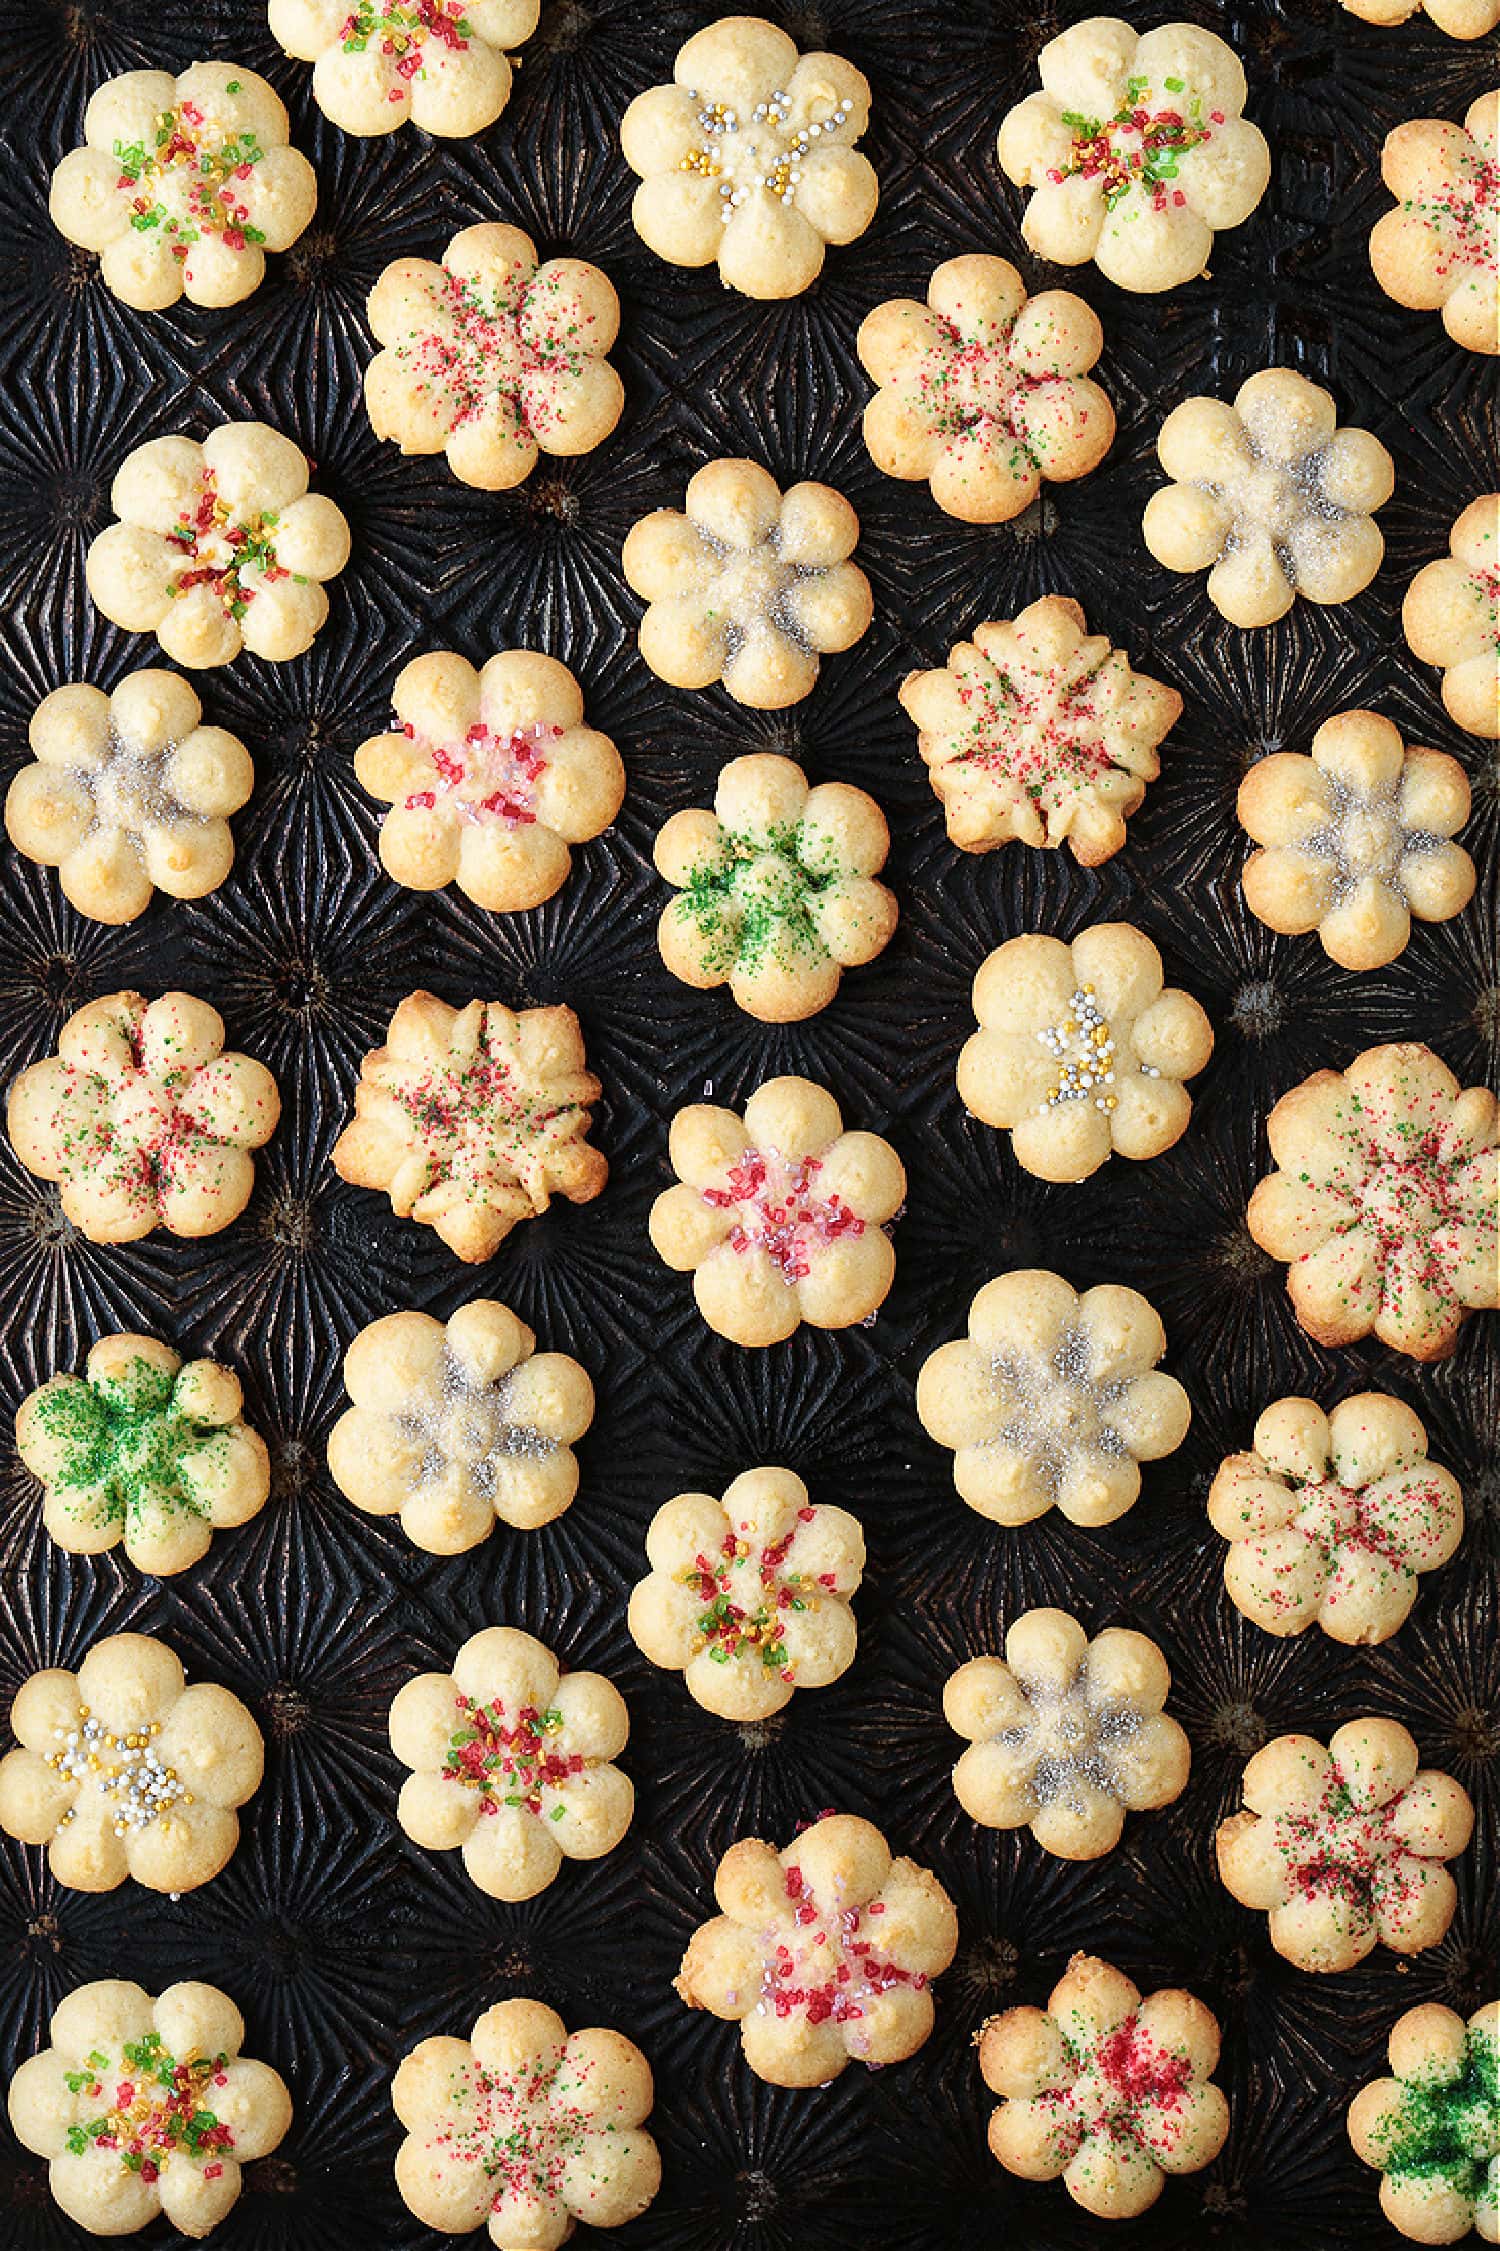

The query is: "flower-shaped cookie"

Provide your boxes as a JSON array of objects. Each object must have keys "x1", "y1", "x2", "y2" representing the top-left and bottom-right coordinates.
[
  {"x1": 6, "y1": 671, "x2": 254, "y2": 924},
  {"x1": 1238, "y1": 710, "x2": 1475, "y2": 970},
  {"x1": 49, "y1": 63, "x2": 316, "y2": 311},
  {"x1": 945, "y1": 1607, "x2": 1191, "y2": 1861},
  {"x1": 628, "y1": 1466, "x2": 864, "y2": 1720},
  {"x1": 393, "y1": 1998, "x2": 660, "y2": 2244},
  {"x1": 6, "y1": 1978, "x2": 291, "y2": 2240},
  {"x1": 996, "y1": 18, "x2": 1271, "y2": 293},
  {"x1": 270, "y1": 0, "x2": 539, "y2": 138},
  {"x1": 674, "y1": 1812, "x2": 958, "y2": 2087},
  {"x1": 86, "y1": 422, "x2": 350, "y2": 669},
  {"x1": 980, "y1": 1954, "x2": 1230, "y2": 2220},
  {"x1": 354, "y1": 650, "x2": 624, "y2": 913},
  {"x1": 17, "y1": 1333, "x2": 271, "y2": 1578},
  {"x1": 1246, "y1": 1041, "x2": 1499, "y2": 1361},
  {"x1": 331, "y1": 992, "x2": 607, "y2": 1264},
  {"x1": 1371, "y1": 94, "x2": 1500, "y2": 354},
  {"x1": 327, "y1": 1302, "x2": 594, "y2": 1555},
  {"x1": 622, "y1": 458, "x2": 872, "y2": 710},
  {"x1": 0, "y1": 1633, "x2": 263, "y2": 1894},
  {"x1": 1216, "y1": 1718, "x2": 1474, "y2": 1972},
  {"x1": 654, "y1": 753, "x2": 896, "y2": 1022},
  {"x1": 1348, "y1": 2001, "x2": 1500, "y2": 2245},
  {"x1": 1343, "y1": 0, "x2": 1500, "y2": 32},
  {"x1": 856, "y1": 256, "x2": 1115, "y2": 525},
  {"x1": 7, "y1": 990, "x2": 280, "y2": 1242},
  {"x1": 364, "y1": 223, "x2": 624, "y2": 491},
  {"x1": 899, "y1": 596, "x2": 1181, "y2": 863},
  {"x1": 1210, "y1": 1393, "x2": 1464, "y2": 1645},
  {"x1": 620, "y1": 15, "x2": 877, "y2": 300},
  {"x1": 1143, "y1": 370, "x2": 1395, "y2": 627},
  {"x1": 917, "y1": 1269, "x2": 1191, "y2": 1529},
  {"x1": 389, "y1": 1627, "x2": 632, "y2": 1902},
  {"x1": 648, "y1": 1075, "x2": 904, "y2": 1347},
  {"x1": 1404, "y1": 494, "x2": 1500, "y2": 738},
  {"x1": 956, "y1": 922, "x2": 1213, "y2": 1183}
]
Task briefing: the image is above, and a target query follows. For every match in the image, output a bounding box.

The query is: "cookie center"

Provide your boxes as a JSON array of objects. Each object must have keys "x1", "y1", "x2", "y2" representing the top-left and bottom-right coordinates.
[
  {"x1": 395, "y1": 269, "x2": 595, "y2": 439},
  {"x1": 111, "y1": 99, "x2": 268, "y2": 258},
  {"x1": 46, "y1": 1705, "x2": 192, "y2": 1838},
  {"x1": 24, "y1": 1360, "x2": 228, "y2": 1531},
  {"x1": 954, "y1": 658, "x2": 1117, "y2": 806},
  {"x1": 757, "y1": 1862, "x2": 921, "y2": 2031},
  {"x1": 702, "y1": 1147, "x2": 865, "y2": 1283},
  {"x1": 1051, "y1": 78, "x2": 1223, "y2": 211},
  {"x1": 1372, "y1": 2029, "x2": 1500, "y2": 2191},
  {"x1": 63, "y1": 2032, "x2": 235, "y2": 2184},
  {"x1": 165, "y1": 472, "x2": 288, "y2": 620},
  {"x1": 1001, "y1": 1678, "x2": 1143, "y2": 1811},
  {"x1": 429, "y1": 2059, "x2": 595, "y2": 2213},
  {"x1": 1035, "y1": 983, "x2": 1160, "y2": 1116},
  {"x1": 442, "y1": 1693, "x2": 585, "y2": 1815},
  {"x1": 676, "y1": 87, "x2": 857, "y2": 223},
  {"x1": 1066, "y1": 2016, "x2": 1195, "y2": 2134},
  {"x1": 987, "y1": 1327, "x2": 1131, "y2": 1488},
  {"x1": 403, "y1": 1348, "x2": 555, "y2": 1500},
  {"x1": 401, "y1": 718, "x2": 556, "y2": 826},
  {"x1": 1406, "y1": 157, "x2": 1500, "y2": 275},
  {"x1": 678, "y1": 1519, "x2": 831, "y2": 1677}
]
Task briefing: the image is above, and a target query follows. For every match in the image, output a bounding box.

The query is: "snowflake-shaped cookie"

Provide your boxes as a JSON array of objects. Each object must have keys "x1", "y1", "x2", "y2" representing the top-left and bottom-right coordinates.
[
  {"x1": 1246, "y1": 1041, "x2": 1499, "y2": 1361},
  {"x1": 856, "y1": 256, "x2": 1115, "y2": 524},
  {"x1": 648, "y1": 1074, "x2": 904, "y2": 1347},
  {"x1": 1142, "y1": 369, "x2": 1395, "y2": 627},
  {"x1": 1404, "y1": 493, "x2": 1500, "y2": 739},
  {"x1": 270, "y1": 0, "x2": 539, "y2": 138},
  {"x1": 980, "y1": 1954, "x2": 1230, "y2": 2220},
  {"x1": 654, "y1": 753, "x2": 897, "y2": 1022},
  {"x1": 996, "y1": 17, "x2": 1271, "y2": 293},
  {"x1": 327, "y1": 1302, "x2": 594, "y2": 1555},
  {"x1": 628, "y1": 1466, "x2": 864, "y2": 1720},
  {"x1": 1216, "y1": 1718, "x2": 1474, "y2": 1973},
  {"x1": 1343, "y1": 0, "x2": 1500, "y2": 31},
  {"x1": 1210, "y1": 1392, "x2": 1464, "y2": 1646},
  {"x1": 622, "y1": 458, "x2": 872, "y2": 710},
  {"x1": 6, "y1": 1977, "x2": 291, "y2": 2239},
  {"x1": 85, "y1": 421, "x2": 350, "y2": 669},
  {"x1": 898, "y1": 595, "x2": 1182, "y2": 862},
  {"x1": 1371, "y1": 94, "x2": 1500, "y2": 355},
  {"x1": 620, "y1": 14, "x2": 877, "y2": 300},
  {"x1": 1349, "y1": 2000, "x2": 1500, "y2": 2245},
  {"x1": 364, "y1": 223, "x2": 624, "y2": 491},
  {"x1": 354, "y1": 650, "x2": 625, "y2": 913},
  {"x1": 331, "y1": 991, "x2": 607, "y2": 1264},
  {"x1": 674, "y1": 1812, "x2": 958, "y2": 2087},
  {"x1": 956, "y1": 922, "x2": 1214, "y2": 1183},
  {"x1": 945, "y1": 1606, "x2": 1191, "y2": 1861},
  {"x1": 49, "y1": 63, "x2": 316, "y2": 311},
  {"x1": 0, "y1": 1632, "x2": 263, "y2": 1894},
  {"x1": 7, "y1": 989, "x2": 280, "y2": 1242}
]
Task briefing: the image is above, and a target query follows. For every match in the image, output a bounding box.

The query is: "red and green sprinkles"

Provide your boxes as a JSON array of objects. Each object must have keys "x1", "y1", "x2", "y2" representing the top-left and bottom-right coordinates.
[
  {"x1": 436, "y1": 2054, "x2": 613, "y2": 2214},
  {"x1": 63, "y1": 2032, "x2": 233, "y2": 2183},
  {"x1": 701, "y1": 1148, "x2": 865, "y2": 1284},
  {"x1": 339, "y1": 0, "x2": 472, "y2": 70},
  {"x1": 951, "y1": 654, "x2": 1120, "y2": 818},
  {"x1": 1037, "y1": 2007, "x2": 1198, "y2": 2168},
  {"x1": 26, "y1": 1358, "x2": 235, "y2": 1536},
  {"x1": 165, "y1": 469, "x2": 297, "y2": 622},
  {"x1": 679, "y1": 1511, "x2": 834, "y2": 1678},
  {"x1": 111, "y1": 95, "x2": 267, "y2": 260},
  {"x1": 442, "y1": 1694, "x2": 583, "y2": 1818},
  {"x1": 392, "y1": 261, "x2": 604, "y2": 437},
  {"x1": 1051, "y1": 74, "x2": 1222, "y2": 214}
]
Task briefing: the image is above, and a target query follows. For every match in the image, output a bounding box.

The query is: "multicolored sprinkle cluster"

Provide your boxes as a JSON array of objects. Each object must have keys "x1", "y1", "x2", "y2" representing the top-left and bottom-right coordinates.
[
  {"x1": 676, "y1": 87, "x2": 857, "y2": 219},
  {"x1": 441, "y1": 1693, "x2": 583, "y2": 1820},
  {"x1": 702, "y1": 1149, "x2": 866, "y2": 1283},
  {"x1": 339, "y1": 0, "x2": 473, "y2": 68},
  {"x1": 46, "y1": 1706, "x2": 191, "y2": 1838},
  {"x1": 63, "y1": 2033, "x2": 233, "y2": 2183},
  {"x1": 1051, "y1": 74, "x2": 1222, "y2": 212},
  {"x1": 111, "y1": 97, "x2": 266, "y2": 259},
  {"x1": 678, "y1": 1515, "x2": 834, "y2": 1677},
  {"x1": 165, "y1": 470, "x2": 293, "y2": 622},
  {"x1": 436, "y1": 2055, "x2": 606, "y2": 2210}
]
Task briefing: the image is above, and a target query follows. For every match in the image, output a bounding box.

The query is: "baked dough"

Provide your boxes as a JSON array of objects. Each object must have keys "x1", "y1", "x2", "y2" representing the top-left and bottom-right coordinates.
[
  {"x1": 1403, "y1": 494, "x2": 1500, "y2": 738},
  {"x1": 1343, "y1": 0, "x2": 1500, "y2": 31},
  {"x1": 1370, "y1": 94, "x2": 1500, "y2": 354},
  {"x1": 270, "y1": 0, "x2": 539, "y2": 138},
  {"x1": 1348, "y1": 2000, "x2": 1500, "y2": 2244}
]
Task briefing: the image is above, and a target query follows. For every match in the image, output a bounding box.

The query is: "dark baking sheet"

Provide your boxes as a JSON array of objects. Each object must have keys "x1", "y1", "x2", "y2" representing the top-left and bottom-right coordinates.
[{"x1": 0, "y1": 0, "x2": 1496, "y2": 2243}]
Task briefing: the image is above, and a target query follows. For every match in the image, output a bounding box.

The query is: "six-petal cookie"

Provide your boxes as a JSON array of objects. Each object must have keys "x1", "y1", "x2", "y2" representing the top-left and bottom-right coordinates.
[
  {"x1": 1403, "y1": 493, "x2": 1500, "y2": 738},
  {"x1": 1370, "y1": 92, "x2": 1500, "y2": 353},
  {"x1": 270, "y1": 0, "x2": 540, "y2": 138},
  {"x1": 1348, "y1": 2000, "x2": 1500, "y2": 2245}
]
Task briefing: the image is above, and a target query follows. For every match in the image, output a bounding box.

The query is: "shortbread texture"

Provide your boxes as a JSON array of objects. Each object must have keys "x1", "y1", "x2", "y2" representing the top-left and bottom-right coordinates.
[
  {"x1": 1210, "y1": 1393, "x2": 1464, "y2": 1645},
  {"x1": 620, "y1": 15, "x2": 877, "y2": 300},
  {"x1": 390, "y1": 1627, "x2": 632, "y2": 1902},
  {"x1": 917, "y1": 1269, "x2": 1191, "y2": 1528},
  {"x1": 1216, "y1": 1718, "x2": 1474, "y2": 1973},
  {"x1": 648, "y1": 1075, "x2": 904, "y2": 1347},
  {"x1": 1143, "y1": 370, "x2": 1394, "y2": 627},
  {"x1": 1246, "y1": 1041, "x2": 1499, "y2": 1362},
  {"x1": 622, "y1": 458, "x2": 872, "y2": 710},
  {"x1": 1343, "y1": 0, "x2": 1500, "y2": 31},
  {"x1": 270, "y1": 0, "x2": 539, "y2": 138},
  {"x1": 628, "y1": 1466, "x2": 864, "y2": 1719},
  {"x1": 674, "y1": 1812, "x2": 958, "y2": 2086},
  {"x1": 1371, "y1": 93, "x2": 1500, "y2": 354},
  {"x1": 85, "y1": 422, "x2": 350, "y2": 668},
  {"x1": 996, "y1": 18, "x2": 1271, "y2": 293},
  {"x1": 6, "y1": 1978, "x2": 291, "y2": 2240},
  {"x1": 654, "y1": 753, "x2": 896, "y2": 1021},
  {"x1": 898, "y1": 596, "x2": 1181, "y2": 862},
  {"x1": 7, "y1": 671, "x2": 253, "y2": 925},
  {"x1": 957, "y1": 922, "x2": 1213, "y2": 1183},
  {"x1": 1348, "y1": 2001, "x2": 1500, "y2": 2245},
  {"x1": 1238, "y1": 711, "x2": 1475, "y2": 971},
  {"x1": 327, "y1": 1302, "x2": 594, "y2": 1554},
  {"x1": 354, "y1": 650, "x2": 624, "y2": 912},
  {"x1": 856, "y1": 256, "x2": 1114, "y2": 523},
  {"x1": 980, "y1": 1954, "x2": 1230, "y2": 2220},
  {"x1": 364, "y1": 223, "x2": 624, "y2": 490},
  {"x1": 393, "y1": 1997, "x2": 660, "y2": 2244},
  {"x1": 0, "y1": 1632, "x2": 263, "y2": 1893},
  {"x1": 1404, "y1": 494, "x2": 1500, "y2": 738},
  {"x1": 331, "y1": 992, "x2": 607, "y2": 1263},
  {"x1": 7, "y1": 990, "x2": 280, "y2": 1241},
  {"x1": 945, "y1": 1606, "x2": 1190, "y2": 1860},
  {"x1": 50, "y1": 63, "x2": 316, "y2": 311}
]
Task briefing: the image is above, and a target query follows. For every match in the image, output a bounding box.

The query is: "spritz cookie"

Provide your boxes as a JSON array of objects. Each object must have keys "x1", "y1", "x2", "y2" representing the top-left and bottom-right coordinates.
[
  {"x1": 85, "y1": 421, "x2": 350, "y2": 668},
  {"x1": 1404, "y1": 494, "x2": 1500, "y2": 738},
  {"x1": 856, "y1": 256, "x2": 1114, "y2": 524},
  {"x1": 1348, "y1": 2001, "x2": 1500, "y2": 2244},
  {"x1": 331, "y1": 992, "x2": 607, "y2": 1263},
  {"x1": 980, "y1": 1954, "x2": 1230, "y2": 2220},
  {"x1": 7, "y1": 990, "x2": 279, "y2": 1241},
  {"x1": 620, "y1": 15, "x2": 876, "y2": 300},
  {"x1": 1371, "y1": 94, "x2": 1500, "y2": 355},
  {"x1": 354, "y1": 650, "x2": 624, "y2": 913},
  {"x1": 674, "y1": 1812, "x2": 958, "y2": 2086},
  {"x1": 0, "y1": 1633, "x2": 262, "y2": 1893},
  {"x1": 622, "y1": 458, "x2": 872, "y2": 710},
  {"x1": 1343, "y1": 0, "x2": 1500, "y2": 33},
  {"x1": 628, "y1": 1466, "x2": 864, "y2": 1720},
  {"x1": 270, "y1": 0, "x2": 540, "y2": 138}
]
